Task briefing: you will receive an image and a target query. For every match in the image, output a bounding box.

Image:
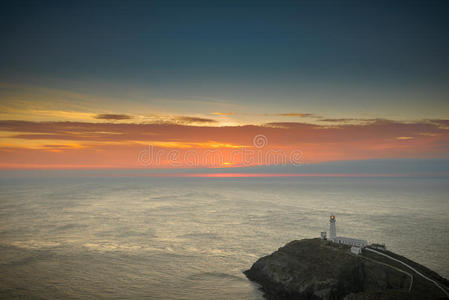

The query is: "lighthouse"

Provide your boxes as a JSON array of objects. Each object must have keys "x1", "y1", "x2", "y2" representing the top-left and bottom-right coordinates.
[
  {"x1": 323, "y1": 215, "x2": 368, "y2": 249},
  {"x1": 329, "y1": 215, "x2": 336, "y2": 240}
]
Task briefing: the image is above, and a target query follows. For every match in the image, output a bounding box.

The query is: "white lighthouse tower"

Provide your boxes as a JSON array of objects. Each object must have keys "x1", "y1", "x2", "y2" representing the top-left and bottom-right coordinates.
[
  {"x1": 320, "y1": 215, "x2": 369, "y2": 254},
  {"x1": 329, "y1": 215, "x2": 336, "y2": 240}
]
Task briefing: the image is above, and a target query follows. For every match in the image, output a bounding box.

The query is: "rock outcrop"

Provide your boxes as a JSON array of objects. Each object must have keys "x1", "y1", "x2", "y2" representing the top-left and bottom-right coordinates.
[{"x1": 244, "y1": 239, "x2": 449, "y2": 300}]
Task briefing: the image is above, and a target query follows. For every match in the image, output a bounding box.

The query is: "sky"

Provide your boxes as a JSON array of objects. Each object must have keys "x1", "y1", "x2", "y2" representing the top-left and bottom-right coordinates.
[{"x1": 0, "y1": 0, "x2": 448, "y2": 170}]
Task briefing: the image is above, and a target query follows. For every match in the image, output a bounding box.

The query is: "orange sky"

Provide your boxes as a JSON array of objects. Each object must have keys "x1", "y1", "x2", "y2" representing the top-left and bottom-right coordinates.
[{"x1": 0, "y1": 118, "x2": 448, "y2": 169}]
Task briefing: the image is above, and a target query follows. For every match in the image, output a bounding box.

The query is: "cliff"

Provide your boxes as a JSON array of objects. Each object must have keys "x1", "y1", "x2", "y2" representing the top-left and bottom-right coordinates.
[{"x1": 244, "y1": 238, "x2": 449, "y2": 300}]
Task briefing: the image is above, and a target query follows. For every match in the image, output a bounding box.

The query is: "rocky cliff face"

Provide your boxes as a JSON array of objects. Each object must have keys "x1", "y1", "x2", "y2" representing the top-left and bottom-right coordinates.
[{"x1": 244, "y1": 239, "x2": 448, "y2": 300}]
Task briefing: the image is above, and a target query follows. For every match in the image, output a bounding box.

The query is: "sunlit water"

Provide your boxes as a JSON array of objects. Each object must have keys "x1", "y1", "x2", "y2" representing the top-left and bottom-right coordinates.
[{"x1": 0, "y1": 174, "x2": 448, "y2": 299}]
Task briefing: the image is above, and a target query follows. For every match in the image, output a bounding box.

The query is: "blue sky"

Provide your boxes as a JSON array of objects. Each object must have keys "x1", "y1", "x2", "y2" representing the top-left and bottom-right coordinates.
[{"x1": 1, "y1": 0, "x2": 449, "y2": 121}]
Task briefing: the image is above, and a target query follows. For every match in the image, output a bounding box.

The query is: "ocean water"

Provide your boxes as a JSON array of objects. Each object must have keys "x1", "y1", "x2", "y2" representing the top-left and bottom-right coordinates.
[{"x1": 0, "y1": 173, "x2": 448, "y2": 299}]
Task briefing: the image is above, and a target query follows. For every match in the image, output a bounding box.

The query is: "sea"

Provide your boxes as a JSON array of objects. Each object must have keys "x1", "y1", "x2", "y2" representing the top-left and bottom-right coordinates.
[{"x1": 0, "y1": 172, "x2": 448, "y2": 299}]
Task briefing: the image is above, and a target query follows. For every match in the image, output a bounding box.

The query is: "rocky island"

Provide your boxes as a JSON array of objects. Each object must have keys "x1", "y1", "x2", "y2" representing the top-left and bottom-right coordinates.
[{"x1": 245, "y1": 238, "x2": 449, "y2": 300}]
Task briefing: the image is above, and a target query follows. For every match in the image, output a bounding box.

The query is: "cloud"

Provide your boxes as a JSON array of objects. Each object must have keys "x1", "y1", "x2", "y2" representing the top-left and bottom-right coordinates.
[
  {"x1": 1, "y1": 119, "x2": 448, "y2": 147},
  {"x1": 318, "y1": 118, "x2": 384, "y2": 124},
  {"x1": 429, "y1": 119, "x2": 449, "y2": 130},
  {"x1": 269, "y1": 113, "x2": 316, "y2": 117},
  {"x1": 274, "y1": 113, "x2": 316, "y2": 118},
  {"x1": 211, "y1": 112, "x2": 236, "y2": 116},
  {"x1": 95, "y1": 114, "x2": 133, "y2": 120},
  {"x1": 136, "y1": 114, "x2": 219, "y2": 125},
  {"x1": 319, "y1": 118, "x2": 358, "y2": 122},
  {"x1": 173, "y1": 116, "x2": 218, "y2": 124}
]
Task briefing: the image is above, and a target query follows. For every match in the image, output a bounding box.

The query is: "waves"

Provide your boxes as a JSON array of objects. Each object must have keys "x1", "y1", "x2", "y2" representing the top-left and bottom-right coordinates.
[{"x1": 0, "y1": 176, "x2": 448, "y2": 299}]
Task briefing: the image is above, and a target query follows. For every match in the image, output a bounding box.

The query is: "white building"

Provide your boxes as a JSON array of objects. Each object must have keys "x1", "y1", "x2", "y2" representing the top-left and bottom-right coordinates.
[
  {"x1": 351, "y1": 246, "x2": 362, "y2": 255},
  {"x1": 326, "y1": 215, "x2": 368, "y2": 249},
  {"x1": 333, "y1": 236, "x2": 367, "y2": 247}
]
